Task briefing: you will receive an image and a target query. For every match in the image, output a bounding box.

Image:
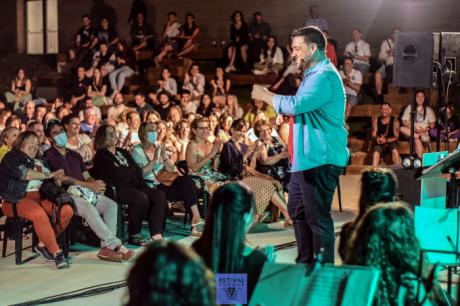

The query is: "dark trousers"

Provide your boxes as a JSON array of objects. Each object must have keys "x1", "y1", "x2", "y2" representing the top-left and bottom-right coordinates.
[
  {"x1": 158, "y1": 175, "x2": 198, "y2": 213},
  {"x1": 117, "y1": 186, "x2": 167, "y2": 236},
  {"x1": 288, "y1": 164, "x2": 343, "y2": 263}
]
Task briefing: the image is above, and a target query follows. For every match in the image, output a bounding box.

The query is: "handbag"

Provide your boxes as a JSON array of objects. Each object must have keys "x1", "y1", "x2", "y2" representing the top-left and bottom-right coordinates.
[
  {"x1": 156, "y1": 170, "x2": 179, "y2": 187},
  {"x1": 39, "y1": 180, "x2": 75, "y2": 225}
]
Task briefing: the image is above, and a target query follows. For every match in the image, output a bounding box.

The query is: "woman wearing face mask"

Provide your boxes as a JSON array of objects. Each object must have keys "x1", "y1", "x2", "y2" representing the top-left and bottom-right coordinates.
[{"x1": 131, "y1": 122, "x2": 204, "y2": 236}]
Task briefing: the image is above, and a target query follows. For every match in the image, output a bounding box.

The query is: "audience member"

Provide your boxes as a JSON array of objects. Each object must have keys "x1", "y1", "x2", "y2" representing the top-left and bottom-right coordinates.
[
  {"x1": 154, "y1": 12, "x2": 182, "y2": 65},
  {"x1": 243, "y1": 99, "x2": 277, "y2": 125},
  {"x1": 156, "y1": 67, "x2": 178, "y2": 97},
  {"x1": 92, "y1": 124, "x2": 167, "y2": 245},
  {"x1": 186, "y1": 117, "x2": 226, "y2": 192},
  {"x1": 180, "y1": 90, "x2": 198, "y2": 115},
  {"x1": 218, "y1": 119, "x2": 290, "y2": 223},
  {"x1": 28, "y1": 121, "x2": 50, "y2": 156},
  {"x1": 216, "y1": 112, "x2": 233, "y2": 142},
  {"x1": 223, "y1": 95, "x2": 244, "y2": 119},
  {"x1": 344, "y1": 29, "x2": 371, "y2": 77},
  {"x1": 87, "y1": 68, "x2": 110, "y2": 106},
  {"x1": 0, "y1": 127, "x2": 19, "y2": 161},
  {"x1": 182, "y1": 64, "x2": 205, "y2": 100},
  {"x1": 210, "y1": 67, "x2": 232, "y2": 108},
  {"x1": 34, "y1": 104, "x2": 47, "y2": 123},
  {"x1": 430, "y1": 105, "x2": 460, "y2": 142},
  {"x1": 80, "y1": 107, "x2": 100, "y2": 137},
  {"x1": 166, "y1": 105, "x2": 182, "y2": 127},
  {"x1": 119, "y1": 111, "x2": 141, "y2": 149},
  {"x1": 107, "y1": 92, "x2": 127, "y2": 122},
  {"x1": 177, "y1": 13, "x2": 200, "y2": 58},
  {"x1": 371, "y1": 103, "x2": 401, "y2": 166},
  {"x1": 193, "y1": 182, "x2": 274, "y2": 299},
  {"x1": 95, "y1": 17, "x2": 119, "y2": 50},
  {"x1": 109, "y1": 40, "x2": 136, "y2": 95},
  {"x1": 0, "y1": 109, "x2": 12, "y2": 132},
  {"x1": 0, "y1": 132, "x2": 72, "y2": 269},
  {"x1": 338, "y1": 167, "x2": 397, "y2": 260},
  {"x1": 400, "y1": 90, "x2": 436, "y2": 158},
  {"x1": 69, "y1": 15, "x2": 98, "y2": 68},
  {"x1": 91, "y1": 43, "x2": 116, "y2": 76},
  {"x1": 252, "y1": 35, "x2": 284, "y2": 75},
  {"x1": 70, "y1": 66, "x2": 91, "y2": 107},
  {"x1": 5, "y1": 68, "x2": 32, "y2": 111},
  {"x1": 126, "y1": 241, "x2": 215, "y2": 306},
  {"x1": 345, "y1": 202, "x2": 439, "y2": 305},
  {"x1": 248, "y1": 12, "x2": 272, "y2": 67},
  {"x1": 253, "y1": 119, "x2": 290, "y2": 191},
  {"x1": 303, "y1": 5, "x2": 328, "y2": 31},
  {"x1": 62, "y1": 114, "x2": 95, "y2": 166},
  {"x1": 339, "y1": 56, "x2": 362, "y2": 122},
  {"x1": 196, "y1": 93, "x2": 214, "y2": 117},
  {"x1": 154, "y1": 91, "x2": 174, "y2": 120},
  {"x1": 130, "y1": 12, "x2": 155, "y2": 59},
  {"x1": 323, "y1": 31, "x2": 337, "y2": 66},
  {"x1": 44, "y1": 119, "x2": 134, "y2": 262},
  {"x1": 19, "y1": 101, "x2": 36, "y2": 126},
  {"x1": 132, "y1": 122, "x2": 203, "y2": 236},
  {"x1": 375, "y1": 27, "x2": 400, "y2": 103},
  {"x1": 225, "y1": 11, "x2": 250, "y2": 73},
  {"x1": 134, "y1": 92, "x2": 154, "y2": 118}
]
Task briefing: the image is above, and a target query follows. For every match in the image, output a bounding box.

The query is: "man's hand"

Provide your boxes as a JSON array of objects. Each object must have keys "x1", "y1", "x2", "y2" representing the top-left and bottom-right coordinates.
[{"x1": 251, "y1": 84, "x2": 273, "y2": 105}]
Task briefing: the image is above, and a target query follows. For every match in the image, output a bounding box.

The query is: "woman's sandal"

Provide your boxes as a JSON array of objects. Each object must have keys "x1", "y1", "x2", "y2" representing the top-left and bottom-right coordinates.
[
  {"x1": 128, "y1": 235, "x2": 150, "y2": 246},
  {"x1": 283, "y1": 219, "x2": 293, "y2": 229}
]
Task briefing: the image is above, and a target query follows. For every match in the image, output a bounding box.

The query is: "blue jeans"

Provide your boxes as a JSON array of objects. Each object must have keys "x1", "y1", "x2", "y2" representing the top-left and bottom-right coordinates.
[{"x1": 288, "y1": 164, "x2": 343, "y2": 263}]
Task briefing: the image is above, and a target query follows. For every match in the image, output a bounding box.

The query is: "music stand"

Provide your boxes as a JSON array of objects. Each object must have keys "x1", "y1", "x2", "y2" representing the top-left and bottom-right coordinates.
[
  {"x1": 249, "y1": 263, "x2": 380, "y2": 306},
  {"x1": 419, "y1": 149, "x2": 460, "y2": 208}
]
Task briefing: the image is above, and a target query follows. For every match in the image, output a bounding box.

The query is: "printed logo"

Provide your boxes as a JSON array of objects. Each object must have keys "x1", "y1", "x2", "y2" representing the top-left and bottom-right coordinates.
[{"x1": 216, "y1": 273, "x2": 247, "y2": 305}]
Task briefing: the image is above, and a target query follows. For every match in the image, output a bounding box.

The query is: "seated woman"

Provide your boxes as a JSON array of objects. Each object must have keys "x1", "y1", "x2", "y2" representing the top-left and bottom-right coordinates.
[
  {"x1": 91, "y1": 124, "x2": 167, "y2": 245},
  {"x1": 210, "y1": 67, "x2": 232, "y2": 109},
  {"x1": 109, "y1": 40, "x2": 136, "y2": 95},
  {"x1": 400, "y1": 90, "x2": 436, "y2": 158},
  {"x1": 193, "y1": 182, "x2": 275, "y2": 299},
  {"x1": 338, "y1": 167, "x2": 397, "y2": 260},
  {"x1": 0, "y1": 131, "x2": 73, "y2": 269},
  {"x1": 196, "y1": 94, "x2": 214, "y2": 118},
  {"x1": 345, "y1": 202, "x2": 443, "y2": 305},
  {"x1": 216, "y1": 112, "x2": 234, "y2": 143},
  {"x1": 253, "y1": 120, "x2": 290, "y2": 191},
  {"x1": 218, "y1": 119, "x2": 291, "y2": 224},
  {"x1": 0, "y1": 127, "x2": 19, "y2": 162},
  {"x1": 126, "y1": 240, "x2": 215, "y2": 306},
  {"x1": 0, "y1": 109, "x2": 12, "y2": 132},
  {"x1": 253, "y1": 35, "x2": 284, "y2": 75},
  {"x1": 243, "y1": 99, "x2": 277, "y2": 126},
  {"x1": 225, "y1": 11, "x2": 249, "y2": 73},
  {"x1": 5, "y1": 68, "x2": 32, "y2": 111},
  {"x1": 186, "y1": 117, "x2": 227, "y2": 193},
  {"x1": 87, "y1": 68, "x2": 111, "y2": 107},
  {"x1": 156, "y1": 120, "x2": 178, "y2": 163},
  {"x1": 156, "y1": 67, "x2": 178, "y2": 98},
  {"x1": 223, "y1": 95, "x2": 244, "y2": 119},
  {"x1": 132, "y1": 122, "x2": 203, "y2": 236},
  {"x1": 63, "y1": 114, "x2": 95, "y2": 167},
  {"x1": 176, "y1": 13, "x2": 200, "y2": 58},
  {"x1": 174, "y1": 120, "x2": 191, "y2": 161},
  {"x1": 166, "y1": 105, "x2": 183, "y2": 128},
  {"x1": 429, "y1": 104, "x2": 460, "y2": 142},
  {"x1": 207, "y1": 112, "x2": 219, "y2": 144}
]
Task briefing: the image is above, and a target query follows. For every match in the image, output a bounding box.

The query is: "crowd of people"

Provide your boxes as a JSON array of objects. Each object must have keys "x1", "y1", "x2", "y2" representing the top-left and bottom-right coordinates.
[{"x1": 0, "y1": 2, "x2": 456, "y2": 305}]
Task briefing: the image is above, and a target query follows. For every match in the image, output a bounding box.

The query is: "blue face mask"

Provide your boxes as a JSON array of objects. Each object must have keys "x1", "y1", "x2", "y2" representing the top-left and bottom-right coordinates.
[
  {"x1": 53, "y1": 132, "x2": 68, "y2": 148},
  {"x1": 147, "y1": 131, "x2": 158, "y2": 144}
]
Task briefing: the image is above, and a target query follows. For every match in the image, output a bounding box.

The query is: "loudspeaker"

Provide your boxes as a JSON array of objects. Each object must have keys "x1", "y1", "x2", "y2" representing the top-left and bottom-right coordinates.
[{"x1": 393, "y1": 32, "x2": 434, "y2": 88}]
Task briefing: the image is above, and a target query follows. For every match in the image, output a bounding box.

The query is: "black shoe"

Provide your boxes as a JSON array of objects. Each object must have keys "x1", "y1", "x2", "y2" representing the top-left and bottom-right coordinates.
[
  {"x1": 34, "y1": 245, "x2": 54, "y2": 262},
  {"x1": 54, "y1": 251, "x2": 69, "y2": 269},
  {"x1": 128, "y1": 235, "x2": 149, "y2": 246}
]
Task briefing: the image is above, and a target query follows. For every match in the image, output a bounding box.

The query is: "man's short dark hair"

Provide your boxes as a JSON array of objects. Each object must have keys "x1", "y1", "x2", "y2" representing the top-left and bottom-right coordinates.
[
  {"x1": 291, "y1": 26, "x2": 326, "y2": 51},
  {"x1": 381, "y1": 102, "x2": 391, "y2": 108},
  {"x1": 82, "y1": 14, "x2": 90, "y2": 20},
  {"x1": 181, "y1": 89, "x2": 191, "y2": 95},
  {"x1": 45, "y1": 119, "x2": 64, "y2": 137},
  {"x1": 167, "y1": 11, "x2": 177, "y2": 17},
  {"x1": 343, "y1": 56, "x2": 353, "y2": 63},
  {"x1": 253, "y1": 11, "x2": 262, "y2": 19}
]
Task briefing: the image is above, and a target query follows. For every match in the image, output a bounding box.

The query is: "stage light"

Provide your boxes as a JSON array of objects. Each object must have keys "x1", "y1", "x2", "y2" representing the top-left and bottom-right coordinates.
[{"x1": 402, "y1": 156, "x2": 422, "y2": 169}]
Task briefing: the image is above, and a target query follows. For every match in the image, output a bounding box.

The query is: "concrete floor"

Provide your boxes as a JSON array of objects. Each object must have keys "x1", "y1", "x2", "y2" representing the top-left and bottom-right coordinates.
[{"x1": 0, "y1": 175, "x2": 361, "y2": 306}]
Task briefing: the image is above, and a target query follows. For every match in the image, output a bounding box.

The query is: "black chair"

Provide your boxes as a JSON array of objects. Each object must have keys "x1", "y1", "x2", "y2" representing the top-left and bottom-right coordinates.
[{"x1": 1, "y1": 202, "x2": 39, "y2": 265}]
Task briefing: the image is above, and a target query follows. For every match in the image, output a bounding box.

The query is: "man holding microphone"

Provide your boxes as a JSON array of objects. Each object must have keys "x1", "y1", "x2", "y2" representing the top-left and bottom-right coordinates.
[{"x1": 251, "y1": 26, "x2": 348, "y2": 264}]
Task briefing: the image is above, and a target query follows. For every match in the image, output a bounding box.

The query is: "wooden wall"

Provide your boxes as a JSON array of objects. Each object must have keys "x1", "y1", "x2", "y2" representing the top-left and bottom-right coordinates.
[{"x1": 52, "y1": 0, "x2": 460, "y2": 55}]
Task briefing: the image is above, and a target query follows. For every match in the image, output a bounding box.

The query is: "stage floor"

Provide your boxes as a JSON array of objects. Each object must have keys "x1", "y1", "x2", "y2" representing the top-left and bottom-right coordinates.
[{"x1": 0, "y1": 175, "x2": 361, "y2": 306}]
